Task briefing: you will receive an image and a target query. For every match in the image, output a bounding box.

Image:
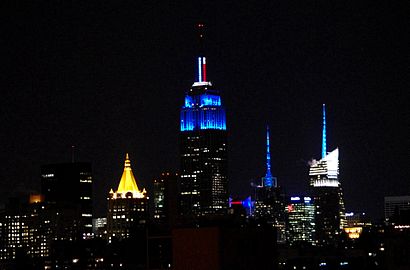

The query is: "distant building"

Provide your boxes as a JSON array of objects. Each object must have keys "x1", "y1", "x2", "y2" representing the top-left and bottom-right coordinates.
[
  {"x1": 0, "y1": 195, "x2": 50, "y2": 261},
  {"x1": 107, "y1": 154, "x2": 148, "y2": 241},
  {"x1": 286, "y1": 196, "x2": 315, "y2": 245},
  {"x1": 0, "y1": 198, "x2": 30, "y2": 261},
  {"x1": 153, "y1": 172, "x2": 179, "y2": 226},
  {"x1": 345, "y1": 212, "x2": 371, "y2": 228},
  {"x1": 384, "y1": 196, "x2": 410, "y2": 224},
  {"x1": 252, "y1": 126, "x2": 287, "y2": 242},
  {"x1": 309, "y1": 105, "x2": 346, "y2": 247},
  {"x1": 179, "y1": 24, "x2": 228, "y2": 219},
  {"x1": 41, "y1": 162, "x2": 93, "y2": 240},
  {"x1": 92, "y1": 217, "x2": 107, "y2": 238}
]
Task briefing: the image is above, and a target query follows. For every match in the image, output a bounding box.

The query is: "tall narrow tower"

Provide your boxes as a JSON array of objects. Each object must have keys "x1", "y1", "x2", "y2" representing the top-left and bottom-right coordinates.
[
  {"x1": 179, "y1": 23, "x2": 228, "y2": 218},
  {"x1": 309, "y1": 104, "x2": 346, "y2": 246},
  {"x1": 252, "y1": 125, "x2": 286, "y2": 242},
  {"x1": 322, "y1": 104, "x2": 327, "y2": 159},
  {"x1": 263, "y1": 125, "x2": 276, "y2": 188}
]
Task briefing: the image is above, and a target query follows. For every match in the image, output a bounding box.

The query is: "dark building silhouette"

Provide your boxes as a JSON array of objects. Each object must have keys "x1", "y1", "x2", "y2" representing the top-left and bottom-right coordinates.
[
  {"x1": 384, "y1": 196, "x2": 410, "y2": 225},
  {"x1": 153, "y1": 172, "x2": 179, "y2": 227},
  {"x1": 41, "y1": 162, "x2": 93, "y2": 240},
  {"x1": 179, "y1": 24, "x2": 228, "y2": 219}
]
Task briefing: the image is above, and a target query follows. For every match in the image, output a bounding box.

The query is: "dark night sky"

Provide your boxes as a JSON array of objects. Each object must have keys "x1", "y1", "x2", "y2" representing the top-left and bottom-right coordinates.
[{"x1": 0, "y1": 1, "x2": 408, "y2": 219}]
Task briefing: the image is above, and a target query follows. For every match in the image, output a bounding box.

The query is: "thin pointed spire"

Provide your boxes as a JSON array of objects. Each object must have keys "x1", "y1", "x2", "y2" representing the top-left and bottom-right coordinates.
[
  {"x1": 322, "y1": 104, "x2": 327, "y2": 159},
  {"x1": 116, "y1": 153, "x2": 145, "y2": 198},
  {"x1": 264, "y1": 125, "x2": 274, "y2": 187},
  {"x1": 196, "y1": 23, "x2": 207, "y2": 82}
]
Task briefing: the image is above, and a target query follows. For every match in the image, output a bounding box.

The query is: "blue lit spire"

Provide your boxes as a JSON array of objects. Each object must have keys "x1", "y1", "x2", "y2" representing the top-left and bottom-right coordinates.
[
  {"x1": 322, "y1": 104, "x2": 327, "y2": 159},
  {"x1": 263, "y1": 125, "x2": 274, "y2": 187}
]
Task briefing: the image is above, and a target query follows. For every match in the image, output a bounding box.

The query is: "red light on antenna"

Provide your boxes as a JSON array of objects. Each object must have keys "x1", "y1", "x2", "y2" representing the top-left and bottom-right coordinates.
[{"x1": 202, "y1": 57, "x2": 207, "y2": 81}]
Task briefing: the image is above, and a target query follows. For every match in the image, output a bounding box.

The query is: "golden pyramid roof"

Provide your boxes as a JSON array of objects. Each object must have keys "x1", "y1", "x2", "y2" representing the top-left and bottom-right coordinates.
[{"x1": 115, "y1": 153, "x2": 146, "y2": 198}]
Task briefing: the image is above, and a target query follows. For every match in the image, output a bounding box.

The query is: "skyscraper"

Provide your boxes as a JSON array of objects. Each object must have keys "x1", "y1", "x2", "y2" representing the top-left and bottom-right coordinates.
[
  {"x1": 252, "y1": 126, "x2": 286, "y2": 242},
  {"x1": 0, "y1": 195, "x2": 50, "y2": 262},
  {"x1": 41, "y1": 162, "x2": 93, "y2": 240},
  {"x1": 286, "y1": 196, "x2": 315, "y2": 245},
  {"x1": 107, "y1": 154, "x2": 148, "y2": 241},
  {"x1": 179, "y1": 24, "x2": 228, "y2": 218},
  {"x1": 384, "y1": 196, "x2": 410, "y2": 224},
  {"x1": 309, "y1": 104, "x2": 346, "y2": 247},
  {"x1": 153, "y1": 172, "x2": 179, "y2": 226}
]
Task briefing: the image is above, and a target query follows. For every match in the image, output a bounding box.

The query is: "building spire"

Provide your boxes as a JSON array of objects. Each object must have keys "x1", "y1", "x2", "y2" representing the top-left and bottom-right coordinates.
[
  {"x1": 264, "y1": 125, "x2": 274, "y2": 187},
  {"x1": 116, "y1": 153, "x2": 146, "y2": 198},
  {"x1": 322, "y1": 104, "x2": 327, "y2": 159},
  {"x1": 196, "y1": 23, "x2": 207, "y2": 82}
]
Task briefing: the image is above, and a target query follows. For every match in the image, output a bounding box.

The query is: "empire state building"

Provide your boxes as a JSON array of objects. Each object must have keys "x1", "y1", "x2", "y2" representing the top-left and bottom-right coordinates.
[{"x1": 179, "y1": 24, "x2": 228, "y2": 218}]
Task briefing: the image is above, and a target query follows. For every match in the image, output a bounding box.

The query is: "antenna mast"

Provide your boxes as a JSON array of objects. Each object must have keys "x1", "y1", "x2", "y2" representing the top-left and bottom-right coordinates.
[
  {"x1": 196, "y1": 23, "x2": 207, "y2": 82},
  {"x1": 322, "y1": 104, "x2": 327, "y2": 159}
]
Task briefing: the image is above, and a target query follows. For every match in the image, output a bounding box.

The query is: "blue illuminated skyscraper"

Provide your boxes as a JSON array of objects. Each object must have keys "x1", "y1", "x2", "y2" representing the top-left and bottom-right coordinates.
[
  {"x1": 179, "y1": 24, "x2": 228, "y2": 218},
  {"x1": 252, "y1": 126, "x2": 286, "y2": 242}
]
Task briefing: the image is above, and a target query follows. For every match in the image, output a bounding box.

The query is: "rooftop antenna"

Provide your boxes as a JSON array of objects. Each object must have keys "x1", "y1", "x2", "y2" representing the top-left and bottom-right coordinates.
[
  {"x1": 322, "y1": 104, "x2": 327, "y2": 159},
  {"x1": 196, "y1": 23, "x2": 207, "y2": 82}
]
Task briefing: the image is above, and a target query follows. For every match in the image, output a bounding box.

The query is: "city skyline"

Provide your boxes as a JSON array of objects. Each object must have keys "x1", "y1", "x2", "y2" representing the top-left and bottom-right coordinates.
[{"x1": 0, "y1": 1, "x2": 408, "y2": 221}]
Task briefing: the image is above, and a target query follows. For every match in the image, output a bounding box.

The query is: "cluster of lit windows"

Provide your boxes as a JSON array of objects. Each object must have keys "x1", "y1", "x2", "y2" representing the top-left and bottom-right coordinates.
[
  {"x1": 287, "y1": 198, "x2": 316, "y2": 244},
  {"x1": 80, "y1": 178, "x2": 92, "y2": 183}
]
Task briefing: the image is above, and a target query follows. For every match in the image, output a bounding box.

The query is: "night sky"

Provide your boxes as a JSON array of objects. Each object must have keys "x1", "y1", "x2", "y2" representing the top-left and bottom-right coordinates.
[{"x1": 1, "y1": 1, "x2": 408, "y2": 219}]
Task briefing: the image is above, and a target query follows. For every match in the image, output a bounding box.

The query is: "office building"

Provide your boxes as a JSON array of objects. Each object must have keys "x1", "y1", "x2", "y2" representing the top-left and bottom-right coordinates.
[
  {"x1": 153, "y1": 172, "x2": 179, "y2": 226},
  {"x1": 286, "y1": 196, "x2": 315, "y2": 245},
  {"x1": 107, "y1": 154, "x2": 148, "y2": 241},
  {"x1": 179, "y1": 24, "x2": 228, "y2": 218},
  {"x1": 252, "y1": 126, "x2": 287, "y2": 242},
  {"x1": 0, "y1": 198, "x2": 30, "y2": 261},
  {"x1": 384, "y1": 196, "x2": 410, "y2": 224},
  {"x1": 92, "y1": 218, "x2": 107, "y2": 238},
  {"x1": 309, "y1": 104, "x2": 346, "y2": 246},
  {"x1": 41, "y1": 162, "x2": 93, "y2": 240},
  {"x1": 0, "y1": 195, "x2": 50, "y2": 262}
]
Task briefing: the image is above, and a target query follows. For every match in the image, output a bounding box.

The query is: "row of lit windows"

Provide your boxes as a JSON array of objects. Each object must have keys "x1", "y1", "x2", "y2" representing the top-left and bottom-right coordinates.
[{"x1": 80, "y1": 179, "x2": 92, "y2": 183}]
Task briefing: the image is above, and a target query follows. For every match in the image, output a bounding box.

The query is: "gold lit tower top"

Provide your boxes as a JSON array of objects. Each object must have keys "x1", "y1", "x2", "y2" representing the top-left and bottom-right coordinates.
[{"x1": 110, "y1": 153, "x2": 147, "y2": 199}]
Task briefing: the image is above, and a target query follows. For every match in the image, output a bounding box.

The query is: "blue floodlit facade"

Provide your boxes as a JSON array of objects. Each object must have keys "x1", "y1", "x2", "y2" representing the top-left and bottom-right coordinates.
[
  {"x1": 180, "y1": 80, "x2": 228, "y2": 217},
  {"x1": 180, "y1": 83, "x2": 226, "y2": 132},
  {"x1": 179, "y1": 29, "x2": 228, "y2": 218}
]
